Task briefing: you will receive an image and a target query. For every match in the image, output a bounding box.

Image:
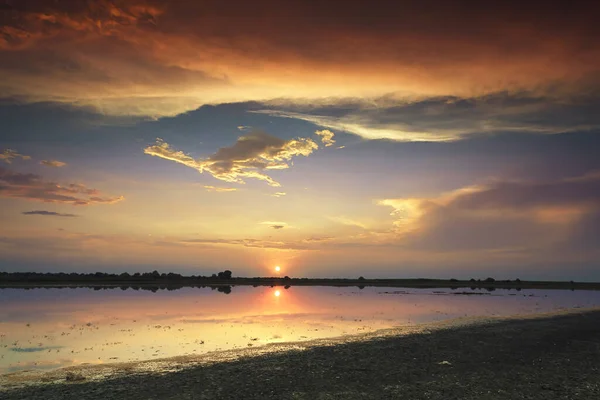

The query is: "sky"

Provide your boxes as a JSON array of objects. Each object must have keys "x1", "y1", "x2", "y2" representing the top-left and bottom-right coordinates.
[{"x1": 0, "y1": 0, "x2": 599, "y2": 280}]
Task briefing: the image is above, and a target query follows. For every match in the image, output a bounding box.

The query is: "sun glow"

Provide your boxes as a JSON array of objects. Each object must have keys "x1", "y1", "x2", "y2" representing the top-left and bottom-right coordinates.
[
  {"x1": 275, "y1": 266, "x2": 281, "y2": 272},
  {"x1": 274, "y1": 290, "x2": 281, "y2": 297}
]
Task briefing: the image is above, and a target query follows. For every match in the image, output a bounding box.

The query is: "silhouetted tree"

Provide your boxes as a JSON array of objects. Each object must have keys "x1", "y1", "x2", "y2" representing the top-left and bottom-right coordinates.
[{"x1": 217, "y1": 270, "x2": 232, "y2": 279}]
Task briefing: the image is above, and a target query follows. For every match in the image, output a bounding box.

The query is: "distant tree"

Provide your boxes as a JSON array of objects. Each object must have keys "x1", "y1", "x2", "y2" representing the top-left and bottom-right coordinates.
[
  {"x1": 219, "y1": 270, "x2": 232, "y2": 279},
  {"x1": 358, "y1": 276, "x2": 365, "y2": 281},
  {"x1": 450, "y1": 278, "x2": 458, "y2": 282},
  {"x1": 515, "y1": 278, "x2": 521, "y2": 283},
  {"x1": 470, "y1": 278, "x2": 476, "y2": 282},
  {"x1": 484, "y1": 277, "x2": 495, "y2": 283},
  {"x1": 283, "y1": 276, "x2": 291, "y2": 280}
]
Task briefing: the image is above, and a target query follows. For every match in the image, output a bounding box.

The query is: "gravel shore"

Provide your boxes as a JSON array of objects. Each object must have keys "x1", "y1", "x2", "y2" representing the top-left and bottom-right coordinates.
[{"x1": 2, "y1": 309, "x2": 600, "y2": 399}]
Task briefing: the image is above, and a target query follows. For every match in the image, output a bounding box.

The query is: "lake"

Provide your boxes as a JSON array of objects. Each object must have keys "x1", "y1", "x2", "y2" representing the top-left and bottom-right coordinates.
[{"x1": 2, "y1": 285, "x2": 600, "y2": 374}]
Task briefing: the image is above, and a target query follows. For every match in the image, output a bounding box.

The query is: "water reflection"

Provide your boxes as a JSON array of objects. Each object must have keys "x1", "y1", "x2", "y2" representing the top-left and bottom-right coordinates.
[{"x1": 1, "y1": 285, "x2": 600, "y2": 374}]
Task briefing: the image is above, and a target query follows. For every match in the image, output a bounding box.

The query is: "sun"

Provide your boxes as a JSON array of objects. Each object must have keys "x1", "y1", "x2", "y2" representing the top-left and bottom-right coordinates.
[
  {"x1": 274, "y1": 290, "x2": 281, "y2": 297},
  {"x1": 274, "y1": 266, "x2": 281, "y2": 272}
]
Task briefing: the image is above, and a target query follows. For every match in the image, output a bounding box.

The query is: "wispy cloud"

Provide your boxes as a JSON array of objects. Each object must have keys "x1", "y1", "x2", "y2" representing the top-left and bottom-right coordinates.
[
  {"x1": 22, "y1": 210, "x2": 78, "y2": 217},
  {"x1": 272, "y1": 192, "x2": 286, "y2": 197},
  {"x1": 180, "y1": 238, "x2": 311, "y2": 251},
  {"x1": 0, "y1": 166, "x2": 123, "y2": 206},
  {"x1": 328, "y1": 216, "x2": 368, "y2": 229},
  {"x1": 253, "y1": 91, "x2": 600, "y2": 142},
  {"x1": 0, "y1": 149, "x2": 31, "y2": 164},
  {"x1": 40, "y1": 159, "x2": 67, "y2": 168},
  {"x1": 144, "y1": 131, "x2": 318, "y2": 187},
  {"x1": 203, "y1": 185, "x2": 237, "y2": 192}
]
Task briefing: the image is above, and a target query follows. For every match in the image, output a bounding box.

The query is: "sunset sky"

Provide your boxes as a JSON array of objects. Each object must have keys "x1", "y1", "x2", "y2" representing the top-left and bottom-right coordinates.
[{"x1": 1, "y1": 0, "x2": 599, "y2": 280}]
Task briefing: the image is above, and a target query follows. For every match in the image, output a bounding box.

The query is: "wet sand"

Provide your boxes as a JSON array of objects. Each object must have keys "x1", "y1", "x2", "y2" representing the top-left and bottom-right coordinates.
[{"x1": 2, "y1": 308, "x2": 600, "y2": 399}]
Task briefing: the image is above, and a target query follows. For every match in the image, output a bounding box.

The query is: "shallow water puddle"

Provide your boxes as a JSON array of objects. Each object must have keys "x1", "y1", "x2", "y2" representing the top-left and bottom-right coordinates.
[{"x1": 2, "y1": 285, "x2": 600, "y2": 374}]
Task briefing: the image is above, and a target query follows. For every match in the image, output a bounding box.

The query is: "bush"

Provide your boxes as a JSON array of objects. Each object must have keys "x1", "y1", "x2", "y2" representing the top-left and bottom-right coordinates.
[
  {"x1": 484, "y1": 277, "x2": 495, "y2": 283},
  {"x1": 217, "y1": 270, "x2": 232, "y2": 279}
]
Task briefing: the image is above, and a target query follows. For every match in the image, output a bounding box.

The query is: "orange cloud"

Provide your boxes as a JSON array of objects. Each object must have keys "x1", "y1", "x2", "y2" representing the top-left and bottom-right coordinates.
[
  {"x1": 0, "y1": 166, "x2": 123, "y2": 206},
  {"x1": 0, "y1": 1, "x2": 597, "y2": 117}
]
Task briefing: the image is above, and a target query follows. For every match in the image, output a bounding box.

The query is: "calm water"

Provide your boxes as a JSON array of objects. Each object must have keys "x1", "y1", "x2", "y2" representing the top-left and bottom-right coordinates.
[{"x1": 1, "y1": 285, "x2": 600, "y2": 374}]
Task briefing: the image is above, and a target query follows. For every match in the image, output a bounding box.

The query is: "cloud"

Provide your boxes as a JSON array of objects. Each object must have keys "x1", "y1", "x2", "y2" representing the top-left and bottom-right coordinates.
[
  {"x1": 40, "y1": 160, "x2": 67, "y2": 167},
  {"x1": 315, "y1": 129, "x2": 335, "y2": 146},
  {"x1": 0, "y1": 166, "x2": 124, "y2": 205},
  {"x1": 0, "y1": 1, "x2": 598, "y2": 117},
  {"x1": 180, "y1": 238, "x2": 312, "y2": 251},
  {"x1": 22, "y1": 210, "x2": 78, "y2": 217},
  {"x1": 272, "y1": 192, "x2": 286, "y2": 197},
  {"x1": 378, "y1": 172, "x2": 600, "y2": 252},
  {"x1": 328, "y1": 216, "x2": 368, "y2": 229},
  {"x1": 260, "y1": 221, "x2": 288, "y2": 230},
  {"x1": 302, "y1": 236, "x2": 335, "y2": 243},
  {"x1": 253, "y1": 91, "x2": 600, "y2": 141},
  {"x1": 237, "y1": 126, "x2": 252, "y2": 131},
  {"x1": 144, "y1": 131, "x2": 319, "y2": 186},
  {"x1": 1, "y1": 149, "x2": 31, "y2": 164},
  {"x1": 203, "y1": 185, "x2": 237, "y2": 192}
]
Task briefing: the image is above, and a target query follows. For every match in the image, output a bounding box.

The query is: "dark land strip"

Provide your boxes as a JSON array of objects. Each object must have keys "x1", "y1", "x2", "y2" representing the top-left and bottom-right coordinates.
[
  {"x1": 2, "y1": 273, "x2": 600, "y2": 292},
  {"x1": 2, "y1": 310, "x2": 600, "y2": 399}
]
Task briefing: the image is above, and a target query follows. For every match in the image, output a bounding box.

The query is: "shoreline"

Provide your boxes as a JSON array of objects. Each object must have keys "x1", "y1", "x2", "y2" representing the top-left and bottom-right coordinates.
[
  {"x1": 3, "y1": 307, "x2": 600, "y2": 398},
  {"x1": 2, "y1": 279, "x2": 600, "y2": 291}
]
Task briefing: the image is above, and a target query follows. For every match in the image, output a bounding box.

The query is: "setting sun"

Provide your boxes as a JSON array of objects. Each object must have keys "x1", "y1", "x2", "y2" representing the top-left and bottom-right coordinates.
[{"x1": 275, "y1": 266, "x2": 281, "y2": 272}]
